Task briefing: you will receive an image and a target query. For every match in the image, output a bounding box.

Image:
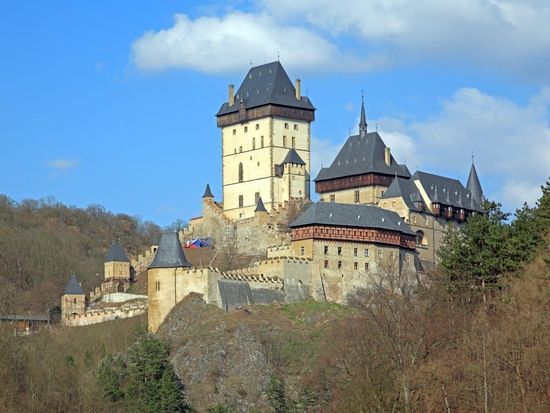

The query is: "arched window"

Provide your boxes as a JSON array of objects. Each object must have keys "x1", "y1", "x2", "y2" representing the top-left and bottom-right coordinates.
[
  {"x1": 252, "y1": 137, "x2": 256, "y2": 149},
  {"x1": 238, "y1": 163, "x2": 243, "y2": 182},
  {"x1": 291, "y1": 136, "x2": 296, "y2": 148},
  {"x1": 416, "y1": 230, "x2": 426, "y2": 246}
]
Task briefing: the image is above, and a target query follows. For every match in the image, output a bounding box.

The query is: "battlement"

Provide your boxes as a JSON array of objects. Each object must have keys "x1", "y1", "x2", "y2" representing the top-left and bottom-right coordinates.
[{"x1": 63, "y1": 301, "x2": 148, "y2": 327}]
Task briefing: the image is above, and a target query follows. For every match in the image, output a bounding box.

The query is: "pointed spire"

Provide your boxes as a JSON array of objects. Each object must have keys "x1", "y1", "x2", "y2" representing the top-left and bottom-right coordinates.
[
  {"x1": 202, "y1": 183, "x2": 214, "y2": 198},
  {"x1": 359, "y1": 91, "x2": 367, "y2": 137},
  {"x1": 149, "y1": 232, "x2": 191, "y2": 269},
  {"x1": 466, "y1": 162, "x2": 484, "y2": 204},
  {"x1": 64, "y1": 275, "x2": 84, "y2": 295},
  {"x1": 255, "y1": 196, "x2": 267, "y2": 213}
]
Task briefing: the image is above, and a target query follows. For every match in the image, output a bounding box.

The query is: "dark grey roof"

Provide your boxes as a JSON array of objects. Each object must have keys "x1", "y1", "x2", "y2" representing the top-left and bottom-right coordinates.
[
  {"x1": 382, "y1": 177, "x2": 424, "y2": 211},
  {"x1": 216, "y1": 61, "x2": 315, "y2": 116},
  {"x1": 466, "y1": 164, "x2": 484, "y2": 204},
  {"x1": 202, "y1": 183, "x2": 214, "y2": 198},
  {"x1": 105, "y1": 243, "x2": 130, "y2": 262},
  {"x1": 64, "y1": 275, "x2": 84, "y2": 295},
  {"x1": 149, "y1": 232, "x2": 191, "y2": 269},
  {"x1": 314, "y1": 131, "x2": 411, "y2": 182},
  {"x1": 289, "y1": 202, "x2": 415, "y2": 236},
  {"x1": 280, "y1": 149, "x2": 305, "y2": 165},
  {"x1": 255, "y1": 197, "x2": 267, "y2": 212},
  {"x1": 412, "y1": 171, "x2": 483, "y2": 211}
]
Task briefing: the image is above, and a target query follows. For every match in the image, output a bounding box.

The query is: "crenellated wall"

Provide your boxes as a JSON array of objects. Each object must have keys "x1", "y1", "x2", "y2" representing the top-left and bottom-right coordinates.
[{"x1": 63, "y1": 302, "x2": 148, "y2": 327}]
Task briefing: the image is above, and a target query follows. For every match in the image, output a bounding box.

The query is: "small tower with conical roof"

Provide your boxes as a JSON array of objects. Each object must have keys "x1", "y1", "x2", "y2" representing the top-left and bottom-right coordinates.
[
  {"x1": 254, "y1": 196, "x2": 269, "y2": 224},
  {"x1": 61, "y1": 275, "x2": 86, "y2": 323},
  {"x1": 148, "y1": 232, "x2": 192, "y2": 332},
  {"x1": 466, "y1": 162, "x2": 484, "y2": 205},
  {"x1": 104, "y1": 243, "x2": 131, "y2": 282}
]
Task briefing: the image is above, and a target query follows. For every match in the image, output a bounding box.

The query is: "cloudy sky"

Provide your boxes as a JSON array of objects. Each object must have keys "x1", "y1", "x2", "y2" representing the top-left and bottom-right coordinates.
[{"x1": 1, "y1": 1, "x2": 549, "y2": 225}]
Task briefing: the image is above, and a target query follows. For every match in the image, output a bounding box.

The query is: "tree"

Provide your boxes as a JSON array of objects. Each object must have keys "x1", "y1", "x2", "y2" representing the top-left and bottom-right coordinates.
[
  {"x1": 266, "y1": 375, "x2": 288, "y2": 413},
  {"x1": 97, "y1": 354, "x2": 126, "y2": 402}
]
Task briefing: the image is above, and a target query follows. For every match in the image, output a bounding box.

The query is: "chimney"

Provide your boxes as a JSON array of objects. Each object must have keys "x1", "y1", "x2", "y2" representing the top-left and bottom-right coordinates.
[
  {"x1": 228, "y1": 84, "x2": 235, "y2": 106},
  {"x1": 295, "y1": 79, "x2": 301, "y2": 100},
  {"x1": 384, "y1": 147, "x2": 391, "y2": 166}
]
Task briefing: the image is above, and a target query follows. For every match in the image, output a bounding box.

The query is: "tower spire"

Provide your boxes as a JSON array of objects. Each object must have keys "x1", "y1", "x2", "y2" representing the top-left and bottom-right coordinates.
[{"x1": 359, "y1": 91, "x2": 367, "y2": 137}]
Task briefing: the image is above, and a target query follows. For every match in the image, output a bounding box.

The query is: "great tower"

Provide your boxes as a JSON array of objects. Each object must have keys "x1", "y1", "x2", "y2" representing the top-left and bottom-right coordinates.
[{"x1": 216, "y1": 61, "x2": 315, "y2": 220}]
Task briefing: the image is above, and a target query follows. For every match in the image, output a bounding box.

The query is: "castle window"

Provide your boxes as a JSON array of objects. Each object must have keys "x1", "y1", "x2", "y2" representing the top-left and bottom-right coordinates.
[
  {"x1": 324, "y1": 260, "x2": 329, "y2": 269},
  {"x1": 353, "y1": 248, "x2": 358, "y2": 257},
  {"x1": 261, "y1": 136, "x2": 264, "y2": 148},
  {"x1": 232, "y1": 129, "x2": 236, "y2": 135},
  {"x1": 244, "y1": 126, "x2": 248, "y2": 133},
  {"x1": 389, "y1": 251, "x2": 395, "y2": 260},
  {"x1": 284, "y1": 122, "x2": 289, "y2": 129},
  {"x1": 337, "y1": 261, "x2": 342, "y2": 269},
  {"x1": 294, "y1": 124, "x2": 298, "y2": 131},
  {"x1": 283, "y1": 136, "x2": 287, "y2": 147},
  {"x1": 291, "y1": 137, "x2": 295, "y2": 148},
  {"x1": 255, "y1": 192, "x2": 260, "y2": 204},
  {"x1": 354, "y1": 190, "x2": 360, "y2": 203},
  {"x1": 238, "y1": 195, "x2": 244, "y2": 208},
  {"x1": 255, "y1": 123, "x2": 259, "y2": 130},
  {"x1": 324, "y1": 245, "x2": 328, "y2": 254},
  {"x1": 330, "y1": 195, "x2": 335, "y2": 203},
  {"x1": 155, "y1": 281, "x2": 160, "y2": 292},
  {"x1": 381, "y1": 190, "x2": 385, "y2": 196},
  {"x1": 378, "y1": 249, "x2": 383, "y2": 259},
  {"x1": 238, "y1": 163, "x2": 244, "y2": 182},
  {"x1": 252, "y1": 138, "x2": 256, "y2": 149},
  {"x1": 300, "y1": 246, "x2": 305, "y2": 256},
  {"x1": 364, "y1": 248, "x2": 369, "y2": 257},
  {"x1": 354, "y1": 262, "x2": 358, "y2": 270},
  {"x1": 416, "y1": 230, "x2": 426, "y2": 246},
  {"x1": 239, "y1": 146, "x2": 242, "y2": 153},
  {"x1": 392, "y1": 201, "x2": 396, "y2": 208},
  {"x1": 364, "y1": 262, "x2": 369, "y2": 271},
  {"x1": 73, "y1": 298, "x2": 77, "y2": 304},
  {"x1": 337, "y1": 247, "x2": 342, "y2": 255}
]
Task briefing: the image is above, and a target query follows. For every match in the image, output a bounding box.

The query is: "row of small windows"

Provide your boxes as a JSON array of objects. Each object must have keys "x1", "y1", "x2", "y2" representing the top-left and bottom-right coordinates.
[
  {"x1": 232, "y1": 123, "x2": 299, "y2": 135},
  {"x1": 323, "y1": 260, "x2": 370, "y2": 271},
  {"x1": 233, "y1": 135, "x2": 296, "y2": 154}
]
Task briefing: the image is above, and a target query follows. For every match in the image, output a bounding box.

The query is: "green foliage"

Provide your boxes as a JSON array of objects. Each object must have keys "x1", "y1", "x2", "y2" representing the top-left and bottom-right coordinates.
[
  {"x1": 97, "y1": 354, "x2": 127, "y2": 402},
  {"x1": 97, "y1": 333, "x2": 190, "y2": 413},
  {"x1": 266, "y1": 375, "x2": 288, "y2": 413}
]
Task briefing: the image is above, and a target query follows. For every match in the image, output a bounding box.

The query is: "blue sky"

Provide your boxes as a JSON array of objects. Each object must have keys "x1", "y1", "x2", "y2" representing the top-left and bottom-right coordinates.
[{"x1": 1, "y1": 1, "x2": 549, "y2": 226}]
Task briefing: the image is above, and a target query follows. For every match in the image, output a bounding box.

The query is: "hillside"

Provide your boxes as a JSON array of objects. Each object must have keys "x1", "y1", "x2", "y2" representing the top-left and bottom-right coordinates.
[{"x1": 0, "y1": 195, "x2": 161, "y2": 313}]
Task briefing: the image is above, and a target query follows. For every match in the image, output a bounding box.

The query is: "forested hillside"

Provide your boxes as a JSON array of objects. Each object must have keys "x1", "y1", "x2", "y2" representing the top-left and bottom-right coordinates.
[{"x1": 0, "y1": 195, "x2": 162, "y2": 313}]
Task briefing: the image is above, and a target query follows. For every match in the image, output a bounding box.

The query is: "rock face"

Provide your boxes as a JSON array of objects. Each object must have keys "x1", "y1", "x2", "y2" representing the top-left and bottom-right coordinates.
[
  {"x1": 158, "y1": 293, "x2": 352, "y2": 412},
  {"x1": 158, "y1": 294, "x2": 273, "y2": 412}
]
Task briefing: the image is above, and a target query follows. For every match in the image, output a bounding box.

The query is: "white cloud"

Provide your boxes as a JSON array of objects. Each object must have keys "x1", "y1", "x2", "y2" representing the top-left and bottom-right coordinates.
[
  {"x1": 260, "y1": 0, "x2": 550, "y2": 80},
  {"x1": 371, "y1": 87, "x2": 550, "y2": 209},
  {"x1": 46, "y1": 158, "x2": 79, "y2": 172},
  {"x1": 131, "y1": 12, "x2": 386, "y2": 74}
]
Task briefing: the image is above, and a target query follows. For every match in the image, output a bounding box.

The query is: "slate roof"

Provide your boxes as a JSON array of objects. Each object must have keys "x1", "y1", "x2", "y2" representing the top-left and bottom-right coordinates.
[
  {"x1": 382, "y1": 177, "x2": 424, "y2": 211},
  {"x1": 255, "y1": 197, "x2": 267, "y2": 212},
  {"x1": 412, "y1": 171, "x2": 483, "y2": 211},
  {"x1": 149, "y1": 232, "x2": 192, "y2": 269},
  {"x1": 64, "y1": 275, "x2": 84, "y2": 295},
  {"x1": 105, "y1": 243, "x2": 130, "y2": 262},
  {"x1": 280, "y1": 149, "x2": 306, "y2": 165},
  {"x1": 289, "y1": 202, "x2": 415, "y2": 236},
  {"x1": 203, "y1": 183, "x2": 214, "y2": 198},
  {"x1": 314, "y1": 131, "x2": 411, "y2": 182},
  {"x1": 466, "y1": 164, "x2": 484, "y2": 204},
  {"x1": 216, "y1": 61, "x2": 315, "y2": 116}
]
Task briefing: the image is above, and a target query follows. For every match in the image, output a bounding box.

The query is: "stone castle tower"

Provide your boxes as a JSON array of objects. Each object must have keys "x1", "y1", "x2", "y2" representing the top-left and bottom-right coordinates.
[
  {"x1": 216, "y1": 61, "x2": 315, "y2": 220},
  {"x1": 61, "y1": 274, "x2": 86, "y2": 321},
  {"x1": 104, "y1": 242, "x2": 131, "y2": 281},
  {"x1": 148, "y1": 232, "x2": 192, "y2": 332}
]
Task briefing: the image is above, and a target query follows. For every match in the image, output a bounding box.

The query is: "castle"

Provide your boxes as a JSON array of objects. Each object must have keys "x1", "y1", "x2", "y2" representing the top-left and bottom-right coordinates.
[{"x1": 60, "y1": 61, "x2": 484, "y2": 332}]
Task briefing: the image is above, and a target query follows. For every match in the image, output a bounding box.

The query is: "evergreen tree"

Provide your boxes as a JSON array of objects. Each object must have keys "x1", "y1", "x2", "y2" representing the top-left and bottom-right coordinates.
[
  {"x1": 266, "y1": 375, "x2": 288, "y2": 413},
  {"x1": 97, "y1": 353, "x2": 126, "y2": 402},
  {"x1": 535, "y1": 178, "x2": 550, "y2": 233}
]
